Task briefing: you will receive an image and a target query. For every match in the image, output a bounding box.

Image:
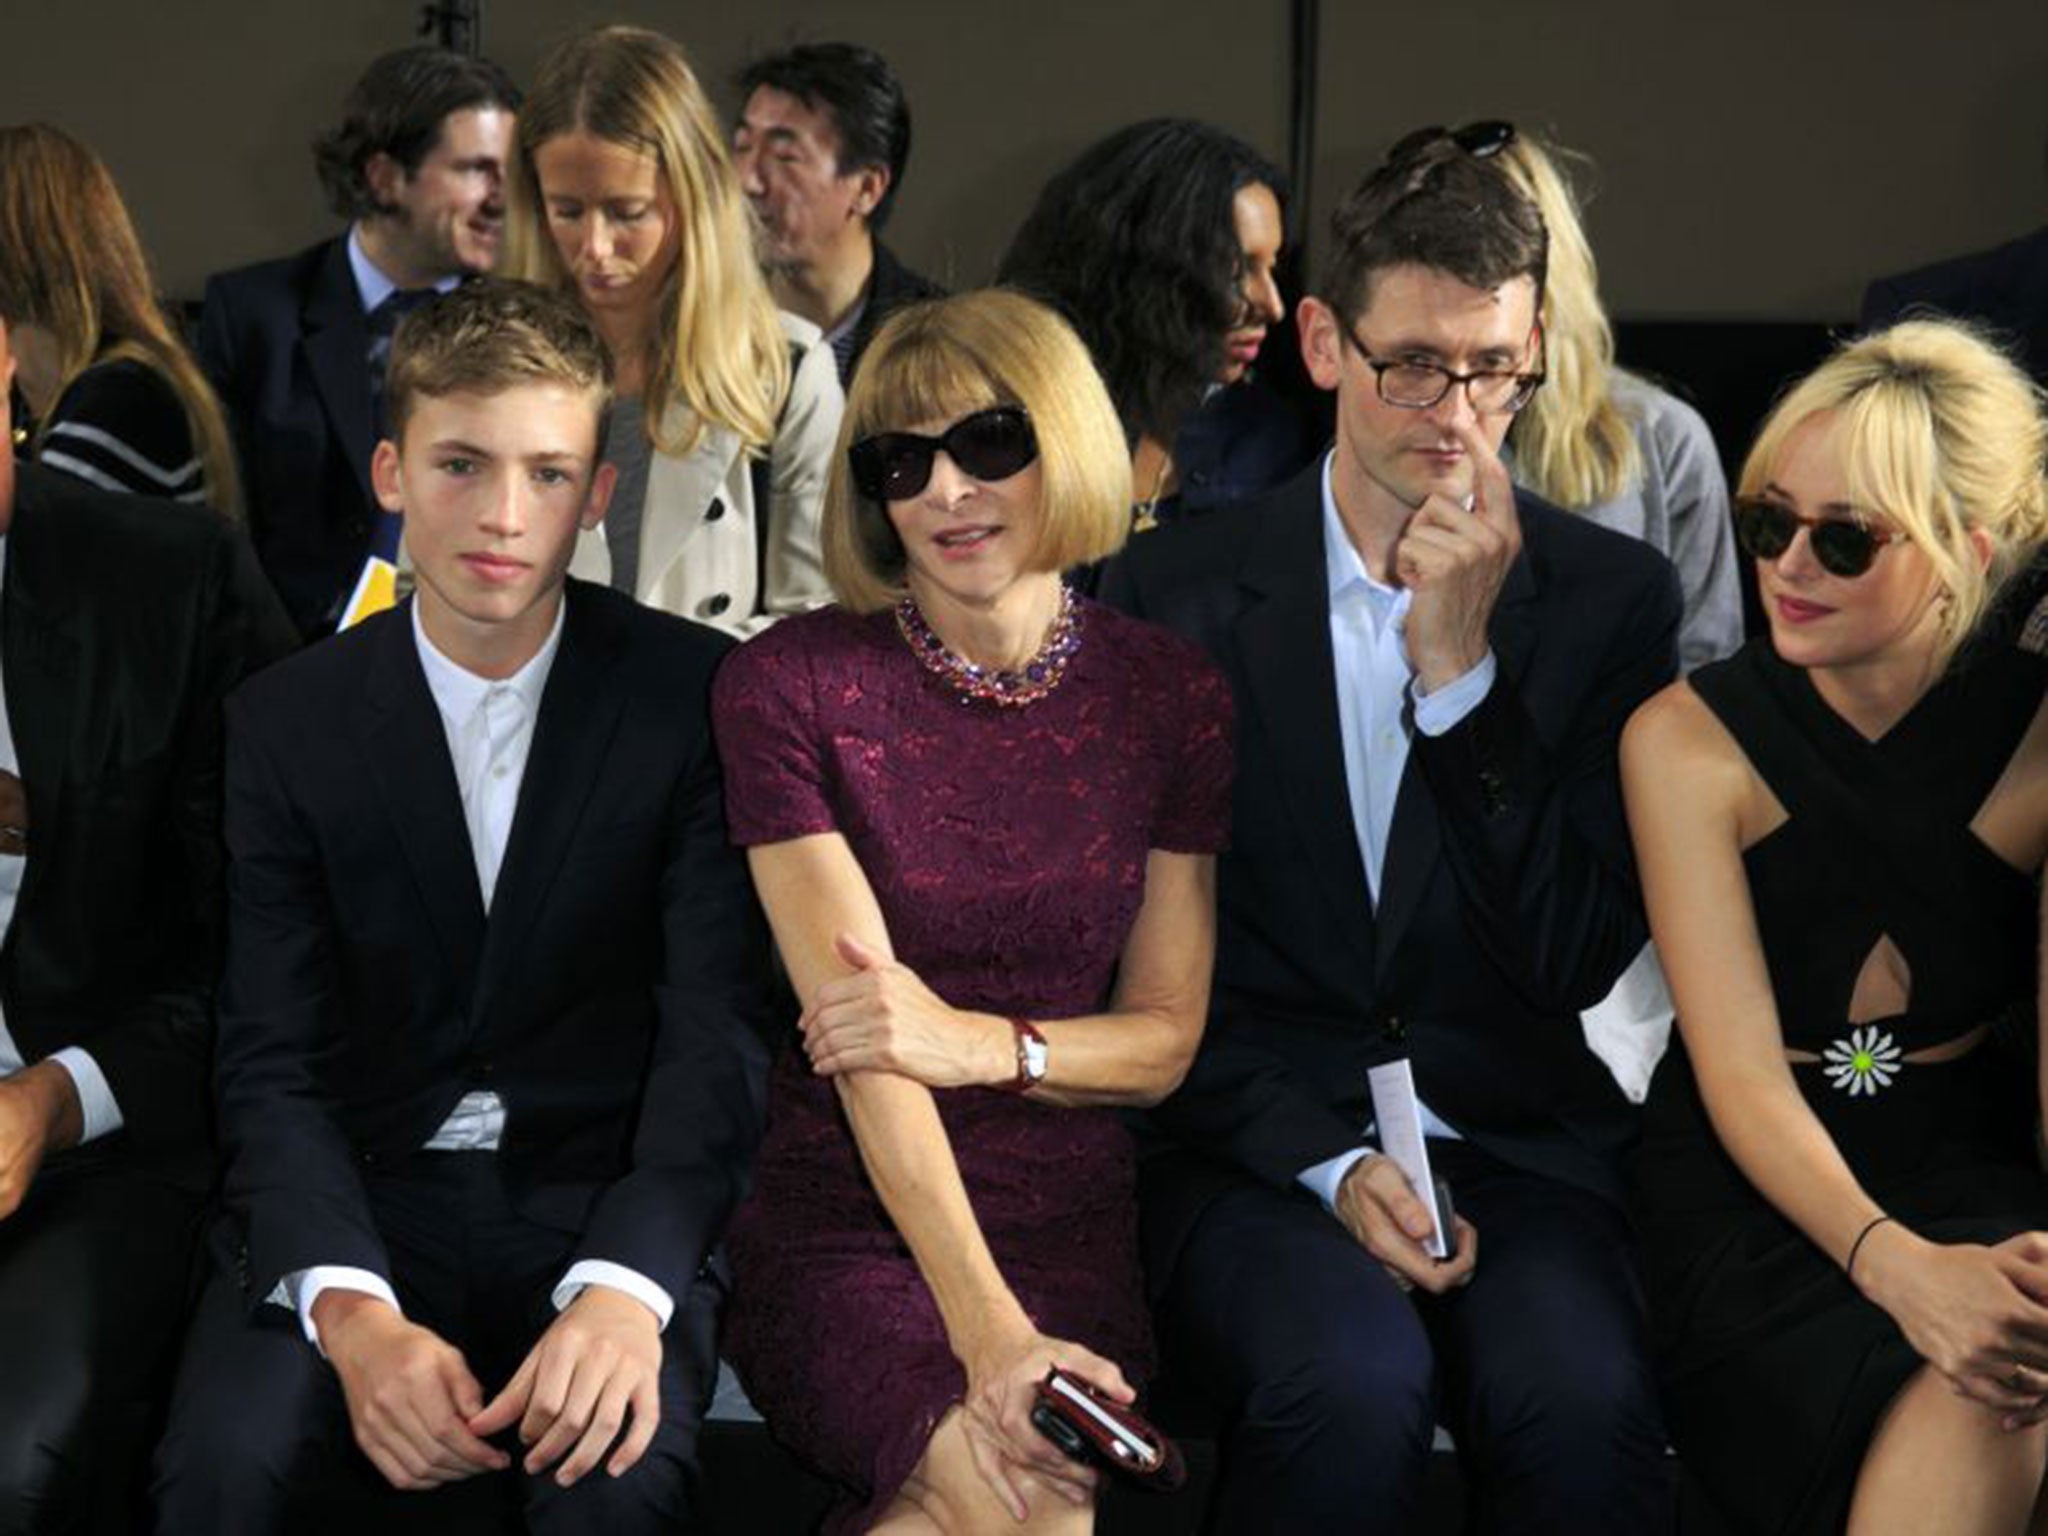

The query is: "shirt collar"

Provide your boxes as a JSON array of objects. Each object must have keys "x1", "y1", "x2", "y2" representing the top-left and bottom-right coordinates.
[
  {"x1": 410, "y1": 597, "x2": 566, "y2": 724},
  {"x1": 1319, "y1": 453, "x2": 1405, "y2": 611},
  {"x1": 347, "y1": 225, "x2": 462, "y2": 317}
]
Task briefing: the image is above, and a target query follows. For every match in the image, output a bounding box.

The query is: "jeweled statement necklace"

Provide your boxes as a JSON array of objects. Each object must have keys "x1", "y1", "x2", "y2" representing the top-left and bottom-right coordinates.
[{"x1": 894, "y1": 586, "x2": 1082, "y2": 707}]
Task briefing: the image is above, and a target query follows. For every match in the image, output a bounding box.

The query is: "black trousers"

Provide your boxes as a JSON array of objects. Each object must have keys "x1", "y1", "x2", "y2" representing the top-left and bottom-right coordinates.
[
  {"x1": 1155, "y1": 1140, "x2": 1669, "y2": 1536},
  {"x1": 152, "y1": 1152, "x2": 720, "y2": 1536},
  {"x1": 0, "y1": 1143, "x2": 206, "y2": 1536}
]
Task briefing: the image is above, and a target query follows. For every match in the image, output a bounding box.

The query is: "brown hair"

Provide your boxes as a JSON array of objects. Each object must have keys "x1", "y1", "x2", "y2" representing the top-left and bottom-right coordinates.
[
  {"x1": 0, "y1": 123, "x2": 242, "y2": 518},
  {"x1": 1318, "y1": 133, "x2": 1547, "y2": 326},
  {"x1": 385, "y1": 277, "x2": 614, "y2": 454}
]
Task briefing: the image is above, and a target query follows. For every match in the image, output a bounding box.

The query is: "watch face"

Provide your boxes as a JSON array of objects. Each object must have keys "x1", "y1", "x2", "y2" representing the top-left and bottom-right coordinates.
[{"x1": 1022, "y1": 1034, "x2": 1049, "y2": 1081}]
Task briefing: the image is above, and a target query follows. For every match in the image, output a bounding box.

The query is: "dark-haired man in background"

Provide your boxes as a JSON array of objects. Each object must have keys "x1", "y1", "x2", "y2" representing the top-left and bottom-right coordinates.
[
  {"x1": 733, "y1": 42, "x2": 943, "y2": 387},
  {"x1": 199, "y1": 45, "x2": 519, "y2": 638},
  {"x1": 1102, "y1": 128, "x2": 1676, "y2": 1533}
]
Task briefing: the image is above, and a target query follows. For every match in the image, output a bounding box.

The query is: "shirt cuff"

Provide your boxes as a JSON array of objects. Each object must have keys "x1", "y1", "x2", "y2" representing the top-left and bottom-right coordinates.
[
  {"x1": 552, "y1": 1260, "x2": 675, "y2": 1332},
  {"x1": 1297, "y1": 1146, "x2": 1378, "y2": 1216},
  {"x1": 268, "y1": 1266, "x2": 403, "y2": 1356},
  {"x1": 47, "y1": 1046, "x2": 122, "y2": 1143},
  {"x1": 1411, "y1": 651, "x2": 1496, "y2": 736}
]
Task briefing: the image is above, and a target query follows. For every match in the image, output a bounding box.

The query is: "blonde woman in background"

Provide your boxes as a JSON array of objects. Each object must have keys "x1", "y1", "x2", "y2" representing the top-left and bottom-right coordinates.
[
  {"x1": 1500, "y1": 130, "x2": 1740, "y2": 672},
  {"x1": 0, "y1": 123, "x2": 241, "y2": 518},
  {"x1": 504, "y1": 25, "x2": 839, "y2": 636},
  {"x1": 1498, "y1": 129, "x2": 1744, "y2": 1101}
]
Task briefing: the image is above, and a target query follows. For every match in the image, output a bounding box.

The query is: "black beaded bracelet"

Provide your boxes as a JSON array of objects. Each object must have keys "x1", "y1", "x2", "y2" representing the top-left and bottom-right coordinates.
[{"x1": 1845, "y1": 1214, "x2": 1894, "y2": 1281}]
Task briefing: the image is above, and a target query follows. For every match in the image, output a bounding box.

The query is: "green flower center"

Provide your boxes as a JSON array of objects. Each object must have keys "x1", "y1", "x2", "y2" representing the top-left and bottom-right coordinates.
[{"x1": 1852, "y1": 1050, "x2": 1875, "y2": 1073}]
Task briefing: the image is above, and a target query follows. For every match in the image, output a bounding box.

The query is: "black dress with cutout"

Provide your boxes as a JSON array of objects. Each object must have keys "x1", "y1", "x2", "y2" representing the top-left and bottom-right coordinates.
[{"x1": 1633, "y1": 637, "x2": 2048, "y2": 1535}]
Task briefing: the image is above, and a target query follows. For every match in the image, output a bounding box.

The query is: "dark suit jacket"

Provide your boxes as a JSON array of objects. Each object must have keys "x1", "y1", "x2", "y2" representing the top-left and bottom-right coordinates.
[
  {"x1": 2, "y1": 465, "x2": 295, "y2": 1158},
  {"x1": 214, "y1": 581, "x2": 774, "y2": 1308},
  {"x1": 1100, "y1": 467, "x2": 1681, "y2": 1282},
  {"x1": 199, "y1": 236, "x2": 380, "y2": 639},
  {"x1": 841, "y1": 239, "x2": 946, "y2": 385},
  {"x1": 1861, "y1": 225, "x2": 2048, "y2": 386}
]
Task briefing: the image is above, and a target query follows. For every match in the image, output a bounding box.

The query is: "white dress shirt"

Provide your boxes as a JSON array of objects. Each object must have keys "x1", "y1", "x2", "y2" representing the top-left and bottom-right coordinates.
[
  {"x1": 0, "y1": 539, "x2": 122, "y2": 1141},
  {"x1": 1296, "y1": 456, "x2": 1496, "y2": 1213},
  {"x1": 279, "y1": 601, "x2": 675, "y2": 1349}
]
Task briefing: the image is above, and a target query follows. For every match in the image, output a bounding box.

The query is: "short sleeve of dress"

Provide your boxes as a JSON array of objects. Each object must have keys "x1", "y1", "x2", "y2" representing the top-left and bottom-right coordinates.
[
  {"x1": 711, "y1": 623, "x2": 840, "y2": 846},
  {"x1": 1151, "y1": 644, "x2": 1235, "y2": 853}
]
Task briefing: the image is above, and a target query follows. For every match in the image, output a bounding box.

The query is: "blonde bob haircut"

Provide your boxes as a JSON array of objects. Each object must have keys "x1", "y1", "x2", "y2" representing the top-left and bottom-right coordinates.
[
  {"x1": 503, "y1": 26, "x2": 789, "y2": 458},
  {"x1": 1740, "y1": 318, "x2": 2048, "y2": 665},
  {"x1": 824, "y1": 290, "x2": 1132, "y2": 613},
  {"x1": 1495, "y1": 131, "x2": 1640, "y2": 510}
]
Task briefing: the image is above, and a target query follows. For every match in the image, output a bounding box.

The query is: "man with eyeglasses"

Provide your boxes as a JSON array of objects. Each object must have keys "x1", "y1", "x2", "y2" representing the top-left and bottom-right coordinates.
[{"x1": 1101, "y1": 126, "x2": 1679, "y2": 1533}]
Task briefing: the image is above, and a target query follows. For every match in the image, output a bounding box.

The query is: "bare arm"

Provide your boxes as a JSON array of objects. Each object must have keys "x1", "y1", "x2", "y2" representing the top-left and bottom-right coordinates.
[
  {"x1": 1624, "y1": 684, "x2": 2048, "y2": 1416},
  {"x1": 796, "y1": 846, "x2": 1214, "y2": 1108}
]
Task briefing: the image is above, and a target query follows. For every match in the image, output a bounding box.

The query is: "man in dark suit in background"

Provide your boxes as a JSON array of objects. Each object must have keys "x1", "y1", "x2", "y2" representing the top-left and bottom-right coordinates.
[
  {"x1": 153, "y1": 281, "x2": 772, "y2": 1533},
  {"x1": 733, "y1": 42, "x2": 944, "y2": 387},
  {"x1": 0, "y1": 316, "x2": 295, "y2": 1530},
  {"x1": 199, "y1": 45, "x2": 519, "y2": 639},
  {"x1": 1101, "y1": 128, "x2": 1678, "y2": 1534}
]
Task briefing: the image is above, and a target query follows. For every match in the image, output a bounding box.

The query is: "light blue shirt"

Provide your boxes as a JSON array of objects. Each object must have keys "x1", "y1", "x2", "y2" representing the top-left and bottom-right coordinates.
[
  {"x1": 345, "y1": 225, "x2": 461, "y2": 317},
  {"x1": 1297, "y1": 455, "x2": 1495, "y2": 1213}
]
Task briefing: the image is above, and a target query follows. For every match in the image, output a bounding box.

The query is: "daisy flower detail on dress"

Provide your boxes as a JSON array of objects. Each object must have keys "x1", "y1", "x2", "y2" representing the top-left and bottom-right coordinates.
[{"x1": 1822, "y1": 1026, "x2": 1903, "y2": 1097}]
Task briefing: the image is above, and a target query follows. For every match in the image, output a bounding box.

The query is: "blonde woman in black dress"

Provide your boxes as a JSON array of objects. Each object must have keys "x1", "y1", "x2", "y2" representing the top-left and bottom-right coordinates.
[{"x1": 1626, "y1": 319, "x2": 2048, "y2": 1534}]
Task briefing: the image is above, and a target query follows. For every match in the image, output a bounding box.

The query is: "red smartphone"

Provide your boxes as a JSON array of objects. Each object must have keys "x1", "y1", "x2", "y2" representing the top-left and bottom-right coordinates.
[{"x1": 1028, "y1": 1367, "x2": 1187, "y2": 1493}]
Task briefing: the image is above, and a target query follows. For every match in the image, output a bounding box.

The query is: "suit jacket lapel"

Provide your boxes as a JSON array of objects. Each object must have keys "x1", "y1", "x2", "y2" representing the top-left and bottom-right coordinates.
[
  {"x1": 1372, "y1": 519, "x2": 1540, "y2": 979},
  {"x1": 1235, "y1": 486, "x2": 1377, "y2": 958},
  {"x1": 358, "y1": 605, "x2": 486, "y2": 986},
  {"x1": 474, "y1": 587, "x2": 625, "y2": 1013},
  {"x1": 1, "y1": 476, "x2": 80, "y2": 928},
  {"x1": 301, "y1": 240, "x2": 376, "y2": 509}
]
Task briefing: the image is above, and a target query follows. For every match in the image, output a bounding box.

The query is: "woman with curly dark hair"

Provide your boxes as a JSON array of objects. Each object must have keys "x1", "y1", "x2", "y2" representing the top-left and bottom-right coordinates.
[{"x1": 998, "y1": 119, "x2": 1315, "y2": 530}]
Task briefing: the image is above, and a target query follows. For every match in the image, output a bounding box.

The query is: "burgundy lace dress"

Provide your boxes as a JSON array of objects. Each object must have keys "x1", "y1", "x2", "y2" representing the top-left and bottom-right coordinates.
[{"x1": 711, "y1": 597, "x2": 1233, "y2": 1532}]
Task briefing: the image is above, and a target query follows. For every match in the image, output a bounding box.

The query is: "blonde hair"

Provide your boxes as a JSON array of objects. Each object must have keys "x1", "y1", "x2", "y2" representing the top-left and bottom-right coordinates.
[
  {"x1": 385, "y1": 278, "x2": 613, "y2": 450},
  {"x1": 824, "y1": 290, "x2": 1132, "y2": 612},
  {"x1": 1740, "y1": 319, "x2": 2048, "y2": 663},
  {"x1": 503, "y1": 26, "x2": 789, "y2": 457},
  {"x1": 0, "y1": 123, "x2": 242, "y2": 519},
  {"x1": 1496, "y1": 132, "x2": 1640, "y2": 510}
]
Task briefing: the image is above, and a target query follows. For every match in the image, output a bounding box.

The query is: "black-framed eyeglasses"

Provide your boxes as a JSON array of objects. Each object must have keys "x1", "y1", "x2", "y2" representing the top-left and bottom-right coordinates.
[
  {"x1": 1337, "y1": 323, "x2": 1546, "y2": 415},
  {"x1": 1384, "y1": 120, "x2": 1516, "y2": 168},
  {"x1": 1733, "y1": 497, "x2": 1903, "y2": 579},
  {"x1": 847, "y1": 406, "x2": 1039, "y2": 502}
]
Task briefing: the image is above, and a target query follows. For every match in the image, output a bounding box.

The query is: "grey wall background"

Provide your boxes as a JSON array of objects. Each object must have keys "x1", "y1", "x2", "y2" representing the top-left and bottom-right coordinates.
[{"x1": 5, "y1": 0, "x2": 2043, "y2": 318}]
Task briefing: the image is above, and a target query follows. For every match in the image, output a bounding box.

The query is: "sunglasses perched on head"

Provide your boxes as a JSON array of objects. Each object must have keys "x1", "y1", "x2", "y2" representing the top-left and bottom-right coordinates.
[
  {"x1": 1384, "y1": 119, "x2": 1516, "y2": 168},
  {"x1": 847, "y1": 406, "x2": 1039, "y2": 502},
  {"x1": 1733, "y1": 497, "x2": 1903, "y2": 578}
]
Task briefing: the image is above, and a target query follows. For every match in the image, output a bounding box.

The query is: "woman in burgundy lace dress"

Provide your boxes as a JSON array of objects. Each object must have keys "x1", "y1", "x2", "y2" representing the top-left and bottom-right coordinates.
[{"x1": 712, "y1": 290, "x2": 1233, "y2": 1534}]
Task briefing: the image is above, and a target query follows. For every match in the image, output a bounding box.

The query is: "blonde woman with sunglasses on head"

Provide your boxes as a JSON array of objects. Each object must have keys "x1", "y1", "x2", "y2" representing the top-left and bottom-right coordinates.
[{"x1": 1625, "y1": 320, "x2": 2048, "y2": 1535}]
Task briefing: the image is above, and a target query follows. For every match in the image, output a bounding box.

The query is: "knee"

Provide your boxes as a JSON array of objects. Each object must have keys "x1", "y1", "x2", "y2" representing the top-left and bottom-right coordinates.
[
  {"x1": 152, "y1": 1386, "x2": 311, "y2": 1530},
  {"x1": 1471, "y1": 1338, "x2": 1664, "y2": 1461},
  {"x1": 523, "y1": 1446, "x2": 696, "y2": 1536},
  {"x1": 1243, "y1": 1318, "x2": 1437, "y2": 1452},
  {"x1": 0, "y1": 1389, "x2": 92, "y2": 1534}
]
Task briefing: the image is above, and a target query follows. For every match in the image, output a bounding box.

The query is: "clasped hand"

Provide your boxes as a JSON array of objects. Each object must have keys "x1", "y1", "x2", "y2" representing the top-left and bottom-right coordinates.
[
  {"x1": 1392, "y1": 417, "x2": 1521, "y2": 694},
  {"x1": 1863, "y1": 1227, "x2": 2048, "y2": 1428},
  {"x1": 320, "y1": 1285, "x2": 663, "y2": 1492},
  {"x1": 801, "y1": 932, "x2": 1005, "y2": 1087},
  {"x1": 1335, "y1": 1152, "x2": 1478, "y2": 1295},
  {"x1": 959, "y1": 1323, "x2": 1132, "y2": 1521}
]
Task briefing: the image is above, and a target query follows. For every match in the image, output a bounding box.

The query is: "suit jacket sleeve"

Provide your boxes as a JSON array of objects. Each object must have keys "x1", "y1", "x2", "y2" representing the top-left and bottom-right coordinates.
[
  {"x1": 1410, "y1": 538, "x2": 1681, "y2": 1013},
  {"x1": 215, "y1": 689, "x2": 392, "y2": 1300},
  {"x1": 71, "y1": 524, "x2": 295, "y2": 1151},
  {"x1": 1098, "y1": 547, "x2": 1372, "y2": 1185},
  {"x1": 569, "y1": 663, "x2": 773, "y2": 1301}
]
